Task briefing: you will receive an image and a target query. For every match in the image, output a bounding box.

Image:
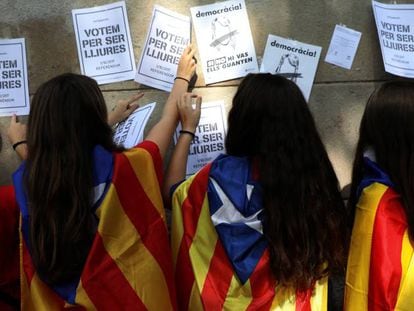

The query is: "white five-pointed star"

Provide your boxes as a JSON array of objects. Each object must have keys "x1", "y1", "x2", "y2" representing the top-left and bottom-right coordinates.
[{"x1": 210, "y1": 178, "x2": 263, "y2": 234}]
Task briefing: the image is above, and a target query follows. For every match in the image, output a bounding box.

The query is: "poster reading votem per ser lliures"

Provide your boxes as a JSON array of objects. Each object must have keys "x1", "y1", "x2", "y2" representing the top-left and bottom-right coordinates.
[
  {"x1": 372, "y1": 0, "x2": 414, "y2": 78},
  {"x1": 113, "y1": 102, "x2": 156, "y2": 148},
  {"x1": 135, "y1": 5, "x2": 191, "y2": 92},
  {"x1": 174, "y1": 101, "x2": 227, "y2": 178},
  {"x1": 190, "y1": 0, "x2": 258, "y2": 84},
  {"x1": 72, "y1": 1, "x2": 136, "y2": 84},
  {"x1": 0, "y1": 38, "x2": 30, "y2": 117}
]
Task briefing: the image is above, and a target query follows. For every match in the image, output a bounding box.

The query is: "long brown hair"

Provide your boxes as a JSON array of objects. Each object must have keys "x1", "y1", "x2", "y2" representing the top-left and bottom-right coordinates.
[
  {"x1": 225, "y1": 74, "x2": 347, "y2": 290},
  {"x1": 25, "y1": 73, "x2": 118, "y2": 285},
  {"x1": 349, "y1": 80, "x2": 414, "y2": 241}
]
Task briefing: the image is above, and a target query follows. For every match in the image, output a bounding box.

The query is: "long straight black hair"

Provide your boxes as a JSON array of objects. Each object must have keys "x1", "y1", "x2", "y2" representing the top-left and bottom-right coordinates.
[
  {"x1": 349, "y1": 80, "x2": 414, "y2": 240},
  {"x1": 25, "y1": 73, "x2": 119, "y2": 285},
  {"x1": 225, "y1": 74, "x2": 347, "y2": 290}
]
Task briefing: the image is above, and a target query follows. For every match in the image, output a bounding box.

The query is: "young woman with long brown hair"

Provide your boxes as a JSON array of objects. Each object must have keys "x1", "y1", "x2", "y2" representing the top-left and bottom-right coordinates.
[
  {"x1": 6, "y1": 46, "x2": 197, "y2": 310},
  {"x1": 166, "y1": 74, "x2": 348, "y2": 310},
  {"x1": 345, "y1": 81, "x2": 414, "y2": 310}
]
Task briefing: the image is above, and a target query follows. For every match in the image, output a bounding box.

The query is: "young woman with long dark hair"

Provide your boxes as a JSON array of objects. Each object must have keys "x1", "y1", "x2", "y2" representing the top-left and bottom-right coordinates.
[
  {"x1": 345, "y1": 81, "x2": 414, "y2": 310},
  {"x1": 6, "y1": 46, "x2": 197, "y2": 310},
  {"x1": 166, "y1": 74, "x2": 348, "y2": 310}
]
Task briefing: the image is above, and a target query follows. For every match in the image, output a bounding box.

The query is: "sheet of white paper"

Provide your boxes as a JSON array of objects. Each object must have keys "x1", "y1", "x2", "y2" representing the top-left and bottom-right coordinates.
[
  {"x1": 72, "y1": 1, "x2": 136, "y2": 84},
  {"x1": 260, "y1": 34, "x2": 322, "y2": 101},
  {"x1": 174, "y1": 101, "x2": 227, "y2": 177},
  {"x1": 325, "y1": 25, "x2": 362, "y2": 70},
  {"x1": 0, "y1": 38, "x2": 30, "y2": 117},
  {"x1": 113, "y1": 102, "x2": 156, "y2": 148},
  {"x1": 190, "y1": 0, "x2": 258, "y2": 84},
  {"x1": 135, "y1": 5, "x2": 190, "y2": 92},
  {"x1": 372, "y1": 0, "x2": 414, "y2": 78}
]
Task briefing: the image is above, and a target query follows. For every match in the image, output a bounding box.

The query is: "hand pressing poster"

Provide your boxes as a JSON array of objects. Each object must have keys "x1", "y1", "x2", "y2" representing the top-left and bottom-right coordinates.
[
  {"x1": 372, "y1": 0, "x2": 414, "y2": 78},
  {"x1": 113, "y1": 102, "x2": 156, "y2": 148},
  {"x1": 72, "y1": 1, "x2": 136, "y2": 84},
  {"x1": 190, "y1": 0, "x2": 258, "y2": 84},
  {"x1": 135, "y1": 5, "x2": 191, "y2": 92},
  {"x1": 260, "y1": 34, "x2": 322, "y2": 101},
  {"x1": 0, "y1": 38, "x2": 30, "y2": 117},
  {"x1": 174, "y1": 101, "x2": 227, "y2": 177}
]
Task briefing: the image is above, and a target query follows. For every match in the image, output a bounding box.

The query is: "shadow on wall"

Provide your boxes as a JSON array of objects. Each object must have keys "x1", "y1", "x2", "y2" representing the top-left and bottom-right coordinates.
[
  {"x1": 0, "y1": 16, "x2": 79, "y2": 185},
  {"x1": 279, "y1": 0, "x2": 390, "y2": 195},
  {"x1": 0, "y1": 16, "x2": 79, "y2": 93}
]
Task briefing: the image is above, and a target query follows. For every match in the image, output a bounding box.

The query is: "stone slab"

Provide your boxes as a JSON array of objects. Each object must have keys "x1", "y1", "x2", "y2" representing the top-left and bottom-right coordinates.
[
  {"x1": 1, "y1": 83, "x2": 376, "y2": 192},
  {"x1": 0, "y1": 0, "x2": 409, "y2": 197},
  {"x1": 1, "y1": 0, "x2": 411, "y2": 93}
]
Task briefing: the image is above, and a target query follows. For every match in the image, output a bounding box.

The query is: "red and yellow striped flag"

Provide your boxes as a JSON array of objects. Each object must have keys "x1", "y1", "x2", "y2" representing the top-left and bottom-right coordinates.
[
  {"x1": 345, "y1": 182, "x2": 414, "y2": 311},
  {"x1": 18, "y1": 142, "x2": 177, "y2": 310},
  {"x1": 171, "y1": 161, "x2": 328, "y2": 311}
]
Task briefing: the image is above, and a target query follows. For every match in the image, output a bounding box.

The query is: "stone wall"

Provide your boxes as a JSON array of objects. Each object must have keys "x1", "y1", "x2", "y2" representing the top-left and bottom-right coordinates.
[{"x1": 1, "y1": 0, "x2": 411, "y2": 193}]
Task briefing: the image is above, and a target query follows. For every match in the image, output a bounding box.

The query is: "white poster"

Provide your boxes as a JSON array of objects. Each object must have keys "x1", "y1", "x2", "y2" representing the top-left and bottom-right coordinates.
[
  {"x1": 0, "y1": 38, "x2": 30, "y2": 117},
  {"x1": 325, "y1": 25, "x2": 362, "y2": 70},
  {"x1": 372, "y1": 1, "x2": 414, "y2": 78},
  {"x1": 113, "y1": 102, "x2": 156, "y2": 148},
  {"x1": 174, "y1": 101, "x2": 227, "y2": 177},
  {"x1": 190, "y1": 0, "x2": 258, "y2": 84},
  {"x1": 135, "y1": 5, "x2": 191, "y2": 92},
  {"x1": 260, "y1": 34, "x2": 322, "y2": 101},
  {"x1": 72, "y1": 1, "x2": 136, "y2": 84}
]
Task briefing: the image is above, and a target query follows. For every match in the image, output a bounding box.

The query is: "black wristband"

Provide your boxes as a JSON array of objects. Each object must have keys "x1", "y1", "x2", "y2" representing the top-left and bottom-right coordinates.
[
  {"x1": 174, "y1": 76, "x2": 190, "y2": 84},
  {"x1": 12, "y1": 140, "x2": 27, "y2": 150},
  {"x1": 179, "y1": 130, "x2": 195, "y2": 139}
]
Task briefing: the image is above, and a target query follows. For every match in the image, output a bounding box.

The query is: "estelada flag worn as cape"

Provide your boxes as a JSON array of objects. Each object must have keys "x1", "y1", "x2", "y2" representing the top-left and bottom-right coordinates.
[
  {"x1": 345, "y1": 157, "x2": 414, "y2": 311},
  {"x1": 171, "y1": 154, "x2": 328, "y2": 311},
  {"x1": 13, "y1": 141, "x2": 177, "y2": 311}
]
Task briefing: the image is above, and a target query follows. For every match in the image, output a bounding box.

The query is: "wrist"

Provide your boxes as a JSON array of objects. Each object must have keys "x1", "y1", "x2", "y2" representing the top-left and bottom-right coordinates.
[
  {"x1": 12, "y1": 140, "x2": 27, "y2": 151},
  {"x1": 179, "y1": 129, "x2": 196, "y2": 139},
  {"x1": 174, "y1": 76, "x2": 190, "y2": 84},
  {"x1": 181, "y1": 126, "x2": 197, "y2": 133},
  {"x1": 107, "y1": 115, "x2": 118, "y2": 127},
  {"x1": 14, "y1": 143, "x2": 28, "y2": 160}
]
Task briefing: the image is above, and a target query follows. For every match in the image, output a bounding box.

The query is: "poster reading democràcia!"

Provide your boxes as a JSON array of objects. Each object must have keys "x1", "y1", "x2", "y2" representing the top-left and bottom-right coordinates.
[
  {"x1": 113, "y1": 102, "x2": 156, "y2": 148},
  {"x1": 190, "y1": 0, "x2": 258, "y2": 84},
  {"x1": 260, "y1": 34, "x2": 322, "y2": 101},
  {"x1": 72, "y1": 1, "x2": 136, "y2": 84},
  {"x1": 174, "y1": 101, "x2": 227, "y2": 178},
  {"x1": 0, "y1": 38, "x2": 30, "y2": 117},
  {"x1": 135, "y1": 6, "x2": 191, "y2": 92},
  {"x1": 372, "y1": 0, "x2": 414, "y2": 78}
]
